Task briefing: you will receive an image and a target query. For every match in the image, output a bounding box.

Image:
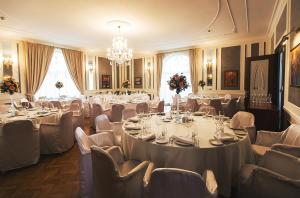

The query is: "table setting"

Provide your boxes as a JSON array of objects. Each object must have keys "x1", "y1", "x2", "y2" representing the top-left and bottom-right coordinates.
[{"x1": 122, "y1": 110, "x2": 254, "y2": 197}]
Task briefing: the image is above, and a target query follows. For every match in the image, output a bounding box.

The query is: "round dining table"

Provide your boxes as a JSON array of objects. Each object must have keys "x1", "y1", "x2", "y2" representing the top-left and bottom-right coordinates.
[{"x1": 122, "y1": 114, "x2": 254, "y2": 197}]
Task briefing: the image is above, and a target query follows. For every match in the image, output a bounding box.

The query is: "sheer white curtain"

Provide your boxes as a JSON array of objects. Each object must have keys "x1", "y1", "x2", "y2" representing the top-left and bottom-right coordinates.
[
  {"x1": 159, "y1": 51, "x2": 192, "y2": 104},
  {"x1": 35, "y1": 48, "x2": 81, "y2": 100}
]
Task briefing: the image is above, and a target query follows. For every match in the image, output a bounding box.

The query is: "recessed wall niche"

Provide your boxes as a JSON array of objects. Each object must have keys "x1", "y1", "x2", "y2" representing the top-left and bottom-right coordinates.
[{"x1": 221, "y1": 45, "x2": 241, "y2": 90}]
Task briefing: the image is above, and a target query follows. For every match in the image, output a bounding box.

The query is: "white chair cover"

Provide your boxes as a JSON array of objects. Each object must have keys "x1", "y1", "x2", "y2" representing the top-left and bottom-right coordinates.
[
  {"x1": 0, "y1": 120, "x2": 39, "y2": 172},
  {"x1": 148, "y1": 168, "x2": 217, "y2": 198},
  {"x1": 40, "y1": 111, "x2": 74, "y2": 154},
  {"x1": 230, "y1": 111, "x2": 255, "y2": 129}
]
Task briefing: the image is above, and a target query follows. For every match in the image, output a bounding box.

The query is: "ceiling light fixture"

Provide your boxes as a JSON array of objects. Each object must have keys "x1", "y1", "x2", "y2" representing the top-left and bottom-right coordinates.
[{"x1": 106, "y1": 20, "x2": 133, "y2": 65}]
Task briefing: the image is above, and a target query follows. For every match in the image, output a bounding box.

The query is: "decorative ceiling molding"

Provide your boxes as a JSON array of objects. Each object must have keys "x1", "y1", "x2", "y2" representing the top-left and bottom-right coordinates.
[
  {"x1": 244, "y1": 0, "x2": 249, "y2": 33},
  {"x1": 206, "y1": 0, "x2": 221, "y2": 32},
  {"x1": 225, "y1": 0, "x2": 237, "y2": 33},
  {"x1": 266, "y1": 0, "x2": 282, "y2": 36}
]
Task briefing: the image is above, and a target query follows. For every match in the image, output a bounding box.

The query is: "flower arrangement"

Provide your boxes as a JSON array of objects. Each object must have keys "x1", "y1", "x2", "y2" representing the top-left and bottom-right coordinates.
[
  {"x1": 122, "y1": 80, "x2": 131, "y2": 89},
  {"x1": 199, "y1": 80, "x2": 206, "y2": 90},
  {"x1": 55, "y1": 81, "x2": 64, "y2": 89},
  {"x1": 167, "y1": 73, "x2": 189, "y2": 94},
  {"x1": 0, "y1": 77, "x2": 19, "y2": 95}
]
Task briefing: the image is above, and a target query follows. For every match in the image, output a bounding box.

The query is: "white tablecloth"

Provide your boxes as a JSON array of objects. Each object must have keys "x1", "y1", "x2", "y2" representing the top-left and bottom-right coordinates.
[
  {"x1": 122, "y1": 116, "x2": 254, "y2": 197},
  {"x1": 0, "y1": 109, "x2": 61, "y2": 136}
]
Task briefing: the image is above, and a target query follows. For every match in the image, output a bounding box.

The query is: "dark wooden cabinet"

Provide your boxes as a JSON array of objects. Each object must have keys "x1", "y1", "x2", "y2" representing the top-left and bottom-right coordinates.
[{"x1": 245, "y1": 54, "x2": 284, "y2": 131}]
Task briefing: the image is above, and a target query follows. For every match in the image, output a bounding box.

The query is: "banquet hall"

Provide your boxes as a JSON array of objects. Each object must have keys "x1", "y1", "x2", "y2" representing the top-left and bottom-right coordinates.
[{"x1": 0, "y1": 0, "x2": 300, "y2": 197}]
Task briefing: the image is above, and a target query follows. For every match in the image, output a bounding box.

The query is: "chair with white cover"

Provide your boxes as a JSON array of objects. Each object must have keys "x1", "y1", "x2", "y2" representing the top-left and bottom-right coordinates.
[
  {"x1": 122, "y1": 109, "x2": 137, "y2": 120},
  {"x1": 252, "y1": 124, "x2": 300, "y2": 162},
  {"x1": 209, "y1": 99, "x2": 223, "y2": 114},
  {"x1": 0, "y1": 120, "x2": 39, "y2": 172},
  {"x1": 145, "y1": 168, "x2": 218, "y2": 198},
  {"x1": 109, "y1": 104, "x2": 125, "y2": 122},
  {"x1": 222, "y1": 98, "x2": 238, "y2": 118},
  {"x1": 91, "y1": 103, "x2": 110, "y2": 129},
  {"x1": 136, "y1": 103, "x2": 145, "y2": 114},
  {"x1": 39, "y1": 111, "x2": 74, "y2": 154},
  {"x1": 71, "y1": 102, "x2": 84, "y2": 136},
  {"x1": 95, "y1": 114, "x2": 123, "y2": 145},
  {"x1": 199, "y1": 105, "x2": 216, "y2": 116},
  {"x1": 230, "y1": 111, "x2": 256, "y2": 144},
  {"x1": 91, "y1": 145, "x2": 153, "y2": 198},
  {"x1": 75, "y1": 127, "x2": 115, "y2": 198},
  {"x1": 49, "y1": 100, "x2": 63, "y2": 109},
  {"x1": 151, "y1": 101, "x2": 164, "y2": 113},
  {"x1": 239, "y1": 150, "x2": 300, "y2": 198},
  {"x1": 186, "y1": 98, "x2": 200, "y2": 112}
]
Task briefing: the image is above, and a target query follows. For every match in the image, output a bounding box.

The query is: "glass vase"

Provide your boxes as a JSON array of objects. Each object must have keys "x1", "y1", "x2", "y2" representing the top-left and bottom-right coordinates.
[{"x1": 175, "y1": 94, "x2": 180, "y2": 123}]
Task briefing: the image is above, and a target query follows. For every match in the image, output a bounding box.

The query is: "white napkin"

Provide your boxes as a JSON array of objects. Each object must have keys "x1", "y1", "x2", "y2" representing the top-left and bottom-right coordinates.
[
  {"x1": 174, "y1": 135, "x2": 193, "y2": 145},
  {"x1": 215, "y1": 133, "x2": 235, "y2": 141},
  {"x1": 139, "y1": 133, "x2": 155, "y2": 141},
  {"x1": 193, "y1": 111, "x2": 205, "y2": 116},
  {"x1": 124, "y1": 124, "x2": 142, "y2": 130},
  {"x1": 128, "y1": 117, "x2": 140, "y2": 123},
  {"x1": 15, "y1": 111, "x2": 26, "y2": 116}
]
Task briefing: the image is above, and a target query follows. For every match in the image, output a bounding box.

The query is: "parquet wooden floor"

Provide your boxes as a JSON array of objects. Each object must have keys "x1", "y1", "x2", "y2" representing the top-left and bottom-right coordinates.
[{"x1": 0, "y1": 119, "x2": 94, "y2": 198}]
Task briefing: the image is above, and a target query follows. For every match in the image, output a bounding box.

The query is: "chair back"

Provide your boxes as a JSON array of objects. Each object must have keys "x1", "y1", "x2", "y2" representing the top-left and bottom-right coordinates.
[
  {"x1": 186, "y1": 99, "x2": 199, "y2": 112},
  {"x1": 283, "y1": 125, "x2": 300, "y2": 146},
  {"x1": 230, "y1": 111, "x2": 255, "y2": 129},
  {"x1": 224, "y1": 94, "x2": 232, "y2": 101},
  {"x1": 157, "y1": 101, "x2": 164, "y2": 113},
  {"x1": 75, "y1": 128, "x2": 93, "y2": 198},
  {"x1": 92, "y1": 103, "x2": 105, "y2": 118},
  {"x1": 91, "y1": 146, "x2": 119, "y2": 198},
  {"x1": 0, "y1": 120, "x2": 39, "y2": 171},
  {"x1": 148, "y1": 168, "x2": 212, "y2": 198},
  {"x1": 224, "y1": 99, "x2": 238, "y2": 118},
  {"x1": 72, "y1": 99, "x2": 83, "y2": 109},
  {"x1": 199, "y1": 105, "x2": 216, "y2": 115},
  {"x1": 95, "y1": 114, "x2": 112, "y2": 131},
  {"x1": 136, "y1": 103, "x2": 146, "y2": 114},
  {"x1": 49, "y1": 101, "x2": 62, "y2": 109},
  {"x1": 122, "y1": 109, "x2": 137, "y2": 120},
  {"x1": 110, "y1": 104, "x2": 125, "y2": 122},
  {"x1": 60, "y1": 111, "x2": 74, "y2": 149},
  {"x1": 209, "y1": 99, "x2": 222, "y2": 114}
]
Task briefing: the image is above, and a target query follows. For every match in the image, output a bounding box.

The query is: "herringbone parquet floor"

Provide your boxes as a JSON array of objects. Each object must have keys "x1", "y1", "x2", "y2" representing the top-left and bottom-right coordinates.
[{"x1": 0, "y1": 119, "x2": 94, "y2": 198}]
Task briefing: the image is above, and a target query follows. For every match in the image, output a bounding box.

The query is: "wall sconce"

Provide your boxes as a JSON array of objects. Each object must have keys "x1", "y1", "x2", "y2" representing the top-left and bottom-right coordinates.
[
  {"x1": 87, "y1": 60, "x2": 94, "y2": 71},
  {"x1": 280, "y1": 27, "x2": 300, "y2": 46}
]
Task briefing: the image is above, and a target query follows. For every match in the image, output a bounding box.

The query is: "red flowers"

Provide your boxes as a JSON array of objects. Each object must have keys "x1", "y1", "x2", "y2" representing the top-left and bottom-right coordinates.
[
  {"x1": 0, "y1": 78, "x2": 19, "y2": 95},
  {"x1": 167, "y1": 73, "x2": 189, "y2": 94}
]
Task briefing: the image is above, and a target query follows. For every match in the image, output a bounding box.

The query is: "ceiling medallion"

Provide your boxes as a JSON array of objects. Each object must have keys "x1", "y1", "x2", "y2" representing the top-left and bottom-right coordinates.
[{"x1": 106, "y1": 20, "x2": 133, "y2": 65}]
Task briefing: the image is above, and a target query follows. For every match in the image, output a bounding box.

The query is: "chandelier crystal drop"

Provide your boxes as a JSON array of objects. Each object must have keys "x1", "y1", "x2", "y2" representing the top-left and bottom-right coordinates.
[{"x1": 106, "y1": 27, "x2": 133, "y2": 64}]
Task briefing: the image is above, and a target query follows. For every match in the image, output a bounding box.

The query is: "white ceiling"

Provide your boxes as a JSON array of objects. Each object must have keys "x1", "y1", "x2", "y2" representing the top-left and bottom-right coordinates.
[{"x1": 0, "y1": 0, "x2": 276, "y2": 54}]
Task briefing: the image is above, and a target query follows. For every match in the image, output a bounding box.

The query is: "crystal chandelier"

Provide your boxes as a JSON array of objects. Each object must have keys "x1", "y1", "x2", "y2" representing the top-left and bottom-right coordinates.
[{"x1": 107, "y1": 25, "x2": 133, "y2": 65}]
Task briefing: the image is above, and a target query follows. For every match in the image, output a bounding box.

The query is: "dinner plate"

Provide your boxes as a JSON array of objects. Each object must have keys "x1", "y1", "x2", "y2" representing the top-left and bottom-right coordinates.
[
  {"x1": 175, "y1": 140, "x2": 193, "y2": 146},
  {"x1": 209, "y1": 139, "x2": 224, "y2": 146},
  {"x1": 234, "y1": 130, "x2": 248, "y2": 135},
  {"x1": 128, "y1": 130, "x2": 140, "y2": 135},
  {"x1": 156, "y1": 138, "x2": 169, "y2": 144}
]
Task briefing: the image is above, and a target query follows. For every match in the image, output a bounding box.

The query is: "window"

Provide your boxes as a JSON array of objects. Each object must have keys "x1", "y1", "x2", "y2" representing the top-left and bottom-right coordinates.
[
  {"x1": 35, "y1": 48, "x2": 81, "y2": 100},
  {"x1": 159, "y1": 51, "x2": 192, "y2": 104}
]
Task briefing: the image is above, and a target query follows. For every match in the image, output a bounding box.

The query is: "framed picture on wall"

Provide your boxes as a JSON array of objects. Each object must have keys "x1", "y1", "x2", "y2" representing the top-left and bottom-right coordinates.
[
  {"x1": 290, "y1": 43, "x2": 300, "y2": 87},
  {"x1": 102, "y1": 75, "x2": 111, "y2": 88},
  {"x1": 134, "y1": 77, "x2": 142, "y2": 86},
  {"x1": 224, "y1": 70, "x2": 239, "y2": 88}
]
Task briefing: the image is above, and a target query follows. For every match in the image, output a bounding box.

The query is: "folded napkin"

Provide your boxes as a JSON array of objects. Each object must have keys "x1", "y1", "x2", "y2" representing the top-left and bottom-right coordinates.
[
  {"x1": 139, "y1": 133, "x2": 155, "y2": 141},
  {"x1": 124, "y1": 124, "x2": 142, "y2": 130},
  {"x1": 215, "y1": 133, "x2": 236, "y2": 142},
  {"x1": 128, "y1": 117, "x2": 140, "y2": 123},
  {"x1": 174, "y1": 135, "x2": 193, "y2": 145},
  {"x1": 15, "y1": 111, "x2": 26, "y2": 116},
  {"x1": 193, "y1": 111, "x2": 205, "y2": 116}
]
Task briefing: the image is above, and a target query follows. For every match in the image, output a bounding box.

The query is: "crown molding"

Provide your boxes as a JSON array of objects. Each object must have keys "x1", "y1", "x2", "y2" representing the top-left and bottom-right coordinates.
[{"x1": 267, "y1": 0, "x2": 288, "y2": 36}]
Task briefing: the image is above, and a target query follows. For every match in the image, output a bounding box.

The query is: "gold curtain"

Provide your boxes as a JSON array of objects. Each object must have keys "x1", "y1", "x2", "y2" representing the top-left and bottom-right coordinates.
[
  {"x1": 61, "y1": 48, "x2": 84, "y2": 94},
  {"x1": 156, "y1": 53, "x2": 164, "y2": 95},
  {"x1": 189, "y1": 48, "x2": 199, "y2": 94},
  {"x1": 22, "y1": 41, "x2": 54, "y2": 101}
]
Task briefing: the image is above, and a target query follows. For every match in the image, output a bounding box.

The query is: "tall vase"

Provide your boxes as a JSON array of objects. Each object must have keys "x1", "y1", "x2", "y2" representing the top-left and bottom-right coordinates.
[
  {"x1": 175, "y1": 94, "x2": 180, "y2": 123},
  {"x1": 10, "y1": 94, "x2": 16, "y2": 116},
  {"x1": 125, "y1": 88, "x2": 128, "y2": 95}
]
